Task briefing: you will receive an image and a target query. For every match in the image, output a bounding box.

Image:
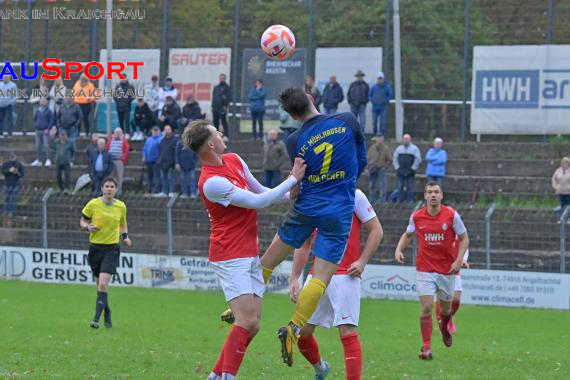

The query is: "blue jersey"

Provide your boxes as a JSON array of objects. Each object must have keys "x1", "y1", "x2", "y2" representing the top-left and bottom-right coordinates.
[{"x1": 286, "y1": 112, "x2": 367, "y2": 216}]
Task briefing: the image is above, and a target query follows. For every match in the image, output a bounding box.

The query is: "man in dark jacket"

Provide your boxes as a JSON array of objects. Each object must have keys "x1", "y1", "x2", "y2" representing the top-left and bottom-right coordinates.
[
  {"x1": 54, "y1": 130, "x2": 75, "y2": 193},
  {"x1": 31, "y1": 98, "x2": 53, "y2": 167},
  {"x1": 393, "y1": 134, "x2": 422, "y2": 203},
  {"x1": 322, "y1": 75, "x2": 344, "y2": 115},
  {"x1": 58, "y1": 97, "x2": 82, "y2": 162},
  {"x1": 157, "y1": 125, "x2": 177, "y2": 196},
  {"x1": 369, "y1": 71, "x2": 393, "y2": 137},
  {"x1": 347, "y1": 70, "x2": 369, "y2": 133},
  {"x1": 113, "y1": 75, "x2": 136, "y2": 138},
  {"x1": 176, "y1": 96, "x2": 203, "y2": 134},
  {"x1": 175, "y1": 138, "x2": 199, "y2": 199},
  {"x1": 159, "y1": 96, "x2": 181, "y2": 130},
  {"x1": 1, "y1": 152, "x2": 24, "y2": 226},
  {"x1": 85, "y1": 133, "x2": 99, "y2": 174},
  {"x1": 132, "y1": 97, "x2": 155, "y2": 139},
  {"x1": 212, "y1": 73, "x2": 231, "y2": 137},
  {"x1": 89, "y1": 138, "x2": 113, "y2": 196}
]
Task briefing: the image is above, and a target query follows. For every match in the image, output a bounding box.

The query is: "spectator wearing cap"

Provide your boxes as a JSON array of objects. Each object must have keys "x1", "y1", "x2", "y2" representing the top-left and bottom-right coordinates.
[
  {"x1": 105, "y1": 128, "x2": 130, "y2": 194},
  {"x1": 425, "y1": 137, "x2": 447, "y2": 186},
  {"x1": 132, "y1": 97, "x2": 155, "y2": 139},
  {"x1": 347, "y1": 70, "x2": 370, "y2": 133},
  {"x1": 176, "y1": 96, "x2": 203, "y2": 134},
  {"x1": 393, "y1": 133, "x2": 421, "y2": 203},
  {"x1": 369, "y1": 71, "x2": 393, "y2": 137},
  {"x1": 143, "y1": 126, "x2": 163, "y2": 195},
  {"x1": 212, "y1": 73, "x2": 231, "y2": 137},
  {"x1": 158, "y1": 76, "x2": 178, "y2": 116},
  {"x1": 144, "y1": 74, "x2": 161, "y2": 121},
  {"x1": 322, "y1": 75, "x2": 344, "y2": 115},
  {"x1": 552, "y1": 157, "x2": 570, "y2": 215},
  {"x1": 159, "y1": 96, "x2": 181, "y2": 130},
  {"x1": 113, "y1": 73, "x2": 136, "y2": 139},
  {"x1": 1, "y1": 152, "x2": 24, "y2": 227},
  {"x1": 249, "y1": 79, "x2": 267, "y2": 140},
  {"x1": 366, "y1": 133, "x2": 392, "y2": 204}
]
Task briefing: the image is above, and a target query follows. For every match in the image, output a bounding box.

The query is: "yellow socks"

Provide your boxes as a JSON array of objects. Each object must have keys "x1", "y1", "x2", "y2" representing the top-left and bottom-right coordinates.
[
  {"x1": 290, "y1": 277, "x2": 327, "y2": 329},
  {"x1": 262, "y1": 265, "x2": 274, "y2": 284}
]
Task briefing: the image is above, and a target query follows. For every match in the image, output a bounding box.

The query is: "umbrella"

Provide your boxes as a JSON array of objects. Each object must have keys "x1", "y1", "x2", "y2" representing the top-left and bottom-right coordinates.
[{"x1": 73, "y1": 173, "x2": 91, "y2": 194}]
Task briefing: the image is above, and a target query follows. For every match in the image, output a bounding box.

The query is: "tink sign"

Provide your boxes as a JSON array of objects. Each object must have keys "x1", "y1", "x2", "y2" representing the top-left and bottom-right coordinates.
[{"x1": 474, "y1": 69, "x2": 570, "y2": 109}]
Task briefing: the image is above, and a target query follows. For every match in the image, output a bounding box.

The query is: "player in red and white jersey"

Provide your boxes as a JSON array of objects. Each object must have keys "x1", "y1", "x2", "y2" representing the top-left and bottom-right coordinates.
[
  {"x1": 182, "y1": 120, "x2": 306, "y2": 380},
  {"x1": 395, "y1": 182, "x2": 469, "y2": 360},
  {"x1": 289, "y1": 189, "x2": 383, "y2": 380}
]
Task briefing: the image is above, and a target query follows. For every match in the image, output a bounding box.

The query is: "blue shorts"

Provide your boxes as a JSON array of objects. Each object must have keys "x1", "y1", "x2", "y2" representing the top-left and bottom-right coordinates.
[{"x1": 277, "y1": 205, "x2": 354, "y2": 264}]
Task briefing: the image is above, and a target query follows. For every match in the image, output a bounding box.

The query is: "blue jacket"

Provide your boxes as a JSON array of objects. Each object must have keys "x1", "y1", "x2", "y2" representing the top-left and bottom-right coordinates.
[
  {"x1": 322, "y1": 82, "x2": 344, "y2": 109},
  {"x1": 34, "y1": 107, "x2": 53, "y2": 131},
  {"x1": 142, "y1": 135, "x2": 162, "y2": 164},
  {"x1": 249, "y1": 87, "x2": 267, "y2": 112},
  {"x1": 369, "y1": 83, "x2": 393, "y2": 110},
  {"x1": 89, "y1": 150, "x2": 113, "y2": 177},
  {"x1": 425, "y1": 148, "x2": 447, "y2": 177},
  {"x1": 175, "y1": 139, "x2": 198, "y2": 171}
]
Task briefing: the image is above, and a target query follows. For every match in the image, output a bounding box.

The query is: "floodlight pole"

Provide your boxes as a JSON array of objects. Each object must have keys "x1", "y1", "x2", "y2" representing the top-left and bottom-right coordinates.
[
  {"x1": 106, "y1": 1, "x2": 113, "y2": 136},
  {"x1": 393, "y1": 0, "x2": 404, "y2": 141}
]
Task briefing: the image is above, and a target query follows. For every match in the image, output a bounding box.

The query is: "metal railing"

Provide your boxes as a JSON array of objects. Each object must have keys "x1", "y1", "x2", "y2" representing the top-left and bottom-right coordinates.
[
  {"x1": 485, "y1": 202, "x2": 496, "y2": 270},
  {"x1": 560, "y1": 206, "x2": 570, "y2": 274}
]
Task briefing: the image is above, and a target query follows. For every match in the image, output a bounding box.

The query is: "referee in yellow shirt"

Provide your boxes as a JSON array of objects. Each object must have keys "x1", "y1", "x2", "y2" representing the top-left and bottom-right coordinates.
[{"x1": 80, "y1": 177, "x2": 132, "y2": 329}]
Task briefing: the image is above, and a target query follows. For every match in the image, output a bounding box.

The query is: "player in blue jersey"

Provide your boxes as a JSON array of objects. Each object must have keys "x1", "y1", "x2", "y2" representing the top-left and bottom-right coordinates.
[{"x1": 261, "y1": 86, "x2": 367, "y2": 366}]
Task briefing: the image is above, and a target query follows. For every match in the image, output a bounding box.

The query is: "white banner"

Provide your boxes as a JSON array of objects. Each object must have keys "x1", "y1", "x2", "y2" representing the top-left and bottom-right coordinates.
[
  {"x1": 0, "y1": 246, "x2": 292, "y2": 294},
  {"x1": 359, "y1": 264, "x2": 570, "y2": 310},
  {"x1": 98, "y1": 49, "x2": 161, "y2": 94},
  {"x1": 315, "y1": 47, "x2": 382, "y2": 134},
  {"x1": 471, "y1": 45, "x2": 570, "y2": 135},
  {"x1": 168, "y1": 48, "x2": 232, "y2": 119}
]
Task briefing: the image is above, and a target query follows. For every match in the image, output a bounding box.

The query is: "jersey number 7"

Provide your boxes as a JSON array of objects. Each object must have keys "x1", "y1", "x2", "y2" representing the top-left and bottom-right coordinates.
[{"x1": 314, "y1": 142, "x2": 334, "y2": 174}]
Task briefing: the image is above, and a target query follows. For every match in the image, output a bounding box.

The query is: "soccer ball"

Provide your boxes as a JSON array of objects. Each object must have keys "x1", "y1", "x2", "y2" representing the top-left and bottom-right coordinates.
[{"x1": 260, "y1": 25, "x2": 296, "y2": 60}]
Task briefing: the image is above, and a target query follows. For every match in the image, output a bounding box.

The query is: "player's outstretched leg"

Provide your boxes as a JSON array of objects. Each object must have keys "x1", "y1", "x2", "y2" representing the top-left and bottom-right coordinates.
[{"x1": 297, "y1": 325, "x2": 330, "y2": 379}]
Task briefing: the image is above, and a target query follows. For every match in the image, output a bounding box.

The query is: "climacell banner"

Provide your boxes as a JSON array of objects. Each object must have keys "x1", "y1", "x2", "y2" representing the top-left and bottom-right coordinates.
[
  {"x1": 315, "y1": 47, "x2": 383, "y2": 133},
  {"x1": 471, "y1": 45, "x2": 570, "y2": 135},
  {"x1": 168, "y1": 48, "x2": 232, "y2": 119}
]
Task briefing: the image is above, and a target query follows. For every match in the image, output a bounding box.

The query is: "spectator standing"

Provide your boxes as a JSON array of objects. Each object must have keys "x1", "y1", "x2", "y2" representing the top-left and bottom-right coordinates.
[
  {"x1": 175, "y1": 138, "x2": 199, "y2": 199},
  {"x1": 144, "y1": 74, "x2": 160, "y2": 120},
  {"x1": 0, "y1": 76, "x2": 17, "y2": 138},
  {"x1": 367, "y1": 133, "x2": 392, "y2": 204},
  {"x1": 30, "y1": 78, "x2": 51, "y2": 113},
  {"x1": 369, "y1": 71, "x2": 393, "y2": 137},
  {"x1": 54, "y1": 130, "x2": 74, "y2": 194},
  {"x1": 157, "y1": 125, "x2": 177, "y2": 196},
  {"x1": 249, "y1": 79, "x2": 266, "y2": 140},
  {"x1": 263, "y1": 129, "x2": 289, "y2": 188},
  {"x1": 425, "y1": 137, "x2": 448, "y2": 186},
  {"x1": 159, "y1": 96, "x2": 181, "y2": 130},
  {"x1": 322, "y1": 75, "x2": 344, "y2": 115},
  {"x1": 58, "y1": 97, "x2": 82, "y2": 163},
  {"x1": 176, "y1": 96, "x2": 203, "y2": 134},
  {"x1": 158, "y1": 76, "x2": 178, "y2": 115},
  {"x1": 347, "y1": 70, "x2": 369, "y2": 133},
  {"x1": 1, "y1": 152, "x2": 24, "y2": 227},
  {"x1": 49, "y1": 77, "x2": 66, "y2": 116},
  {"x1": 304, "y1": 75, "x2": 322, "y2": 112},
  {"x1": 113, "y1": 75, "x2": 135, "y2": 139},
  {"x1": 73, "y1": 75, "x2": 96, "y2": 136},
  {"x1": 393, "y1": 133, "x2": 422, "y2": 203},
  {"x1": 105, "y1": 128, "x2": 130, "y2": 195},
  {"x1": 132, "y1": 98, "x2": 155, "y2": 139},
  {"x1": 142, "y1": 126, "x2": 162, "y2": 195},
  {"x1": 552, "y1": 157, "x2": 570, "y2": 215},
  {"x1": 89, "y1": 138, "x2": 113, "y2": 196},
  {"x1": 31, "y1": 98, "x2": 53, "y2": 167},
  {"x1": 212, "y1": 73, "x2": 231, "y2": 137},
  {"x1": 85, "y1": 133, "x2": 100, "y2": 174},
  {"x1": 278, "y1": 104, "x2": 301, "y2": 140}
]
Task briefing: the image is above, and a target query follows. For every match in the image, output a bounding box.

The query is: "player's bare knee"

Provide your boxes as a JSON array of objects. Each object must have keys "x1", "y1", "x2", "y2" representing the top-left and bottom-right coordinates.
[
  {"x1": 421, "y1": 302, "x2": 433, "y2": 315},
  {"x1": 338, "y1": 324, "x2": 357, "y2": 336},
  {"x1": 300, "y1": 324, "x2": 315, "y2": 338}
]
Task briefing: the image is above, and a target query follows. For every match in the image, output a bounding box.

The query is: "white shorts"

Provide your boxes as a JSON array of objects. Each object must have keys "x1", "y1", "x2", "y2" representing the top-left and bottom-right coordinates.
[
  {"x1": 305, "y1": 274, "x2": 361, "y2": 328},
  {"x1": 416, "y1": 271, "x2": 455, "y2": 302},
  {"x1": 454, "y1": 275, "x2": 463, "y2": 292},
  {"x1": 210, "y1": 256, "x2": 265, "y2": 302}
]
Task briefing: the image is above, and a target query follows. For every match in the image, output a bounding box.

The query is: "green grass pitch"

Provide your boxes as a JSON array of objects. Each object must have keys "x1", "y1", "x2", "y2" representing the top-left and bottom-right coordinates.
[{"x1": 1, "y1": 280, "x2": 569, "y2": 379}]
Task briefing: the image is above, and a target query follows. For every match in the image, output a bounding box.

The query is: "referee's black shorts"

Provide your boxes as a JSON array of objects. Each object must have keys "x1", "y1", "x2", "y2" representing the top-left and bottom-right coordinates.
[{"x1": 88, "y1": 243, "x2": 120, "y2": 277}]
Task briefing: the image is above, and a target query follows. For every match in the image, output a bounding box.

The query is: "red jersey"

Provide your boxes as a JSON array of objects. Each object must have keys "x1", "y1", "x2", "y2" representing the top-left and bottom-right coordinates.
[
  {"x1": 407, "y1": 205, "x2": 466, "y2": 274},
  {"x1": 198, "y1": 153, "x2": 258, "y2": 262},
  {"x1": 310, "y1": 190, "x2": 376, "y2": 274}
]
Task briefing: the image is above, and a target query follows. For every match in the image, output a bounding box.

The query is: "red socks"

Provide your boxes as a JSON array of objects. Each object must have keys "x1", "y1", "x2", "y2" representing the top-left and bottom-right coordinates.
[
  {"x1": 298, "y1": 334, "x2": 322, "y2": 365},
  {"x1": 451, "y1": 300, "x2": 460, "y2": 316},
  {"x1": 211, "y1": 325, "x2": 251, "y2": 376},
  {"x1": 420, "y1": 315, "x2": 432, "y2": 348},
  {"x1": 341, "y1": 332, "x2": 362, "y2": 380}
]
